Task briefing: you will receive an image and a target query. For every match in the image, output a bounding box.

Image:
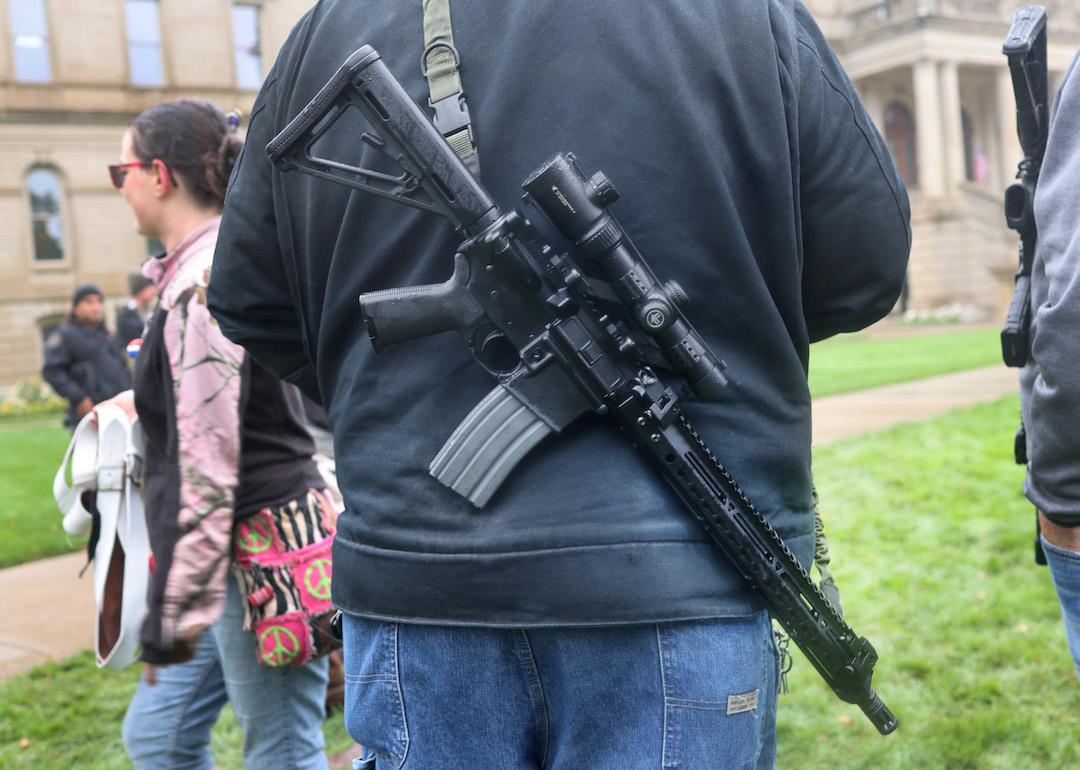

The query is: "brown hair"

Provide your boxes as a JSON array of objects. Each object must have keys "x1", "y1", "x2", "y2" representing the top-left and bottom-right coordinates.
[{"x1": 130, "y1": 99, "x2": 243, "y2": 209}]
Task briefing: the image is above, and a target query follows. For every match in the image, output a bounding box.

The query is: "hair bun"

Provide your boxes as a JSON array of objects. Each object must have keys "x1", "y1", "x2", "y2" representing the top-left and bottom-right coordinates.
[
  {"x1": 203, "y1": 132, "x2": 244, "y2": 203},
  {"x1": 131, "y1": 99, "x2": 245, "y2": 210}
]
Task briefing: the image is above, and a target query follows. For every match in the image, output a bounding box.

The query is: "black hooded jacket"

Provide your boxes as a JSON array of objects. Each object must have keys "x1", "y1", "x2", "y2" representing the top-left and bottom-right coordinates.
[
  {"x1": 42, "y1": 319, "x2": 131, "y2": 426},
  {"x1": 209, "y1": 0, "x2": 910, "y2": 626}
]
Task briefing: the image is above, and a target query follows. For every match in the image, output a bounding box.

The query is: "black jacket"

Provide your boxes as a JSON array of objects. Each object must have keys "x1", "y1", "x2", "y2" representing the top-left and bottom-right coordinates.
[
  {"x1": 42, "y1": 320, "x2": 131, "y2": 426},
  {"x1": 115, "y1": 305, "x2": 146, "y2": 348},
  {"x1": 210, "y1": 0, "x2": 910, "y2": 626}
]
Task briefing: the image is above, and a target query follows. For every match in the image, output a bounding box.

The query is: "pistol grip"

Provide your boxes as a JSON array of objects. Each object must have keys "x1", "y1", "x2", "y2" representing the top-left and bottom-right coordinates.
[{"x1": 360, "y1": 253, "x2": 483, "y2": 351}]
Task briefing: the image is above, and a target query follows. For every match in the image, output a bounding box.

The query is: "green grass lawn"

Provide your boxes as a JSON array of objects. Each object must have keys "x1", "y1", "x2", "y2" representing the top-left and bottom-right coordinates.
[
  {"x1": 0, "y1": 327, "x2": 1000, "y2": 569},
  {"x1": 777, "y1": 395, "x2": 1079, "y2": 768},
  {"x1": 809, "y1": 328, "x2": 1000, "y2": 398},
  {"x1": 4, "y1": 395, "x2": 1076, "y2": 768},
  {"x1": 0, "y1": 651, "x2": 354, "y2": 769},
  {"x1": 0, "y1": 418, "x2": 78, "y2": 568}
]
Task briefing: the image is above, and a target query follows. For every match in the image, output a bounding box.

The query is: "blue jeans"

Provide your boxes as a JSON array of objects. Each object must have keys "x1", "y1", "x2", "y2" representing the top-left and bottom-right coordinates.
[
  {"x1": 123, "y1": 577, "x2": 330, "y2": 770},
  {"x1": 342, "y1": 611, "x2": 778, "y2": 769},
  {"x1": 1042, "y1": 536, "x2": 1080, "y2": 681}
]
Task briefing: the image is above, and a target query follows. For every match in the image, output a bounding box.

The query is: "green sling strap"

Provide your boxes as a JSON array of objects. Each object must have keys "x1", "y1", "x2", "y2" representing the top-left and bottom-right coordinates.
[
  {"x1": 812, "y1": 485, "x2": 842, "y2": 615},
  {"x1": 421, "y1": 0, "x2": 480, "y2": 174}
]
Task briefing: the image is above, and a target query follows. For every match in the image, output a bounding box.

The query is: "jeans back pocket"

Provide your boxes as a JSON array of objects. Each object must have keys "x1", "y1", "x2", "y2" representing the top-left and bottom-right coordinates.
[
  {"x1": 658, "y1": 613, "x2": 777, "y2": 769},
  {"x1": 343, "y1": 616, "x2": 410, "y2": 768}
]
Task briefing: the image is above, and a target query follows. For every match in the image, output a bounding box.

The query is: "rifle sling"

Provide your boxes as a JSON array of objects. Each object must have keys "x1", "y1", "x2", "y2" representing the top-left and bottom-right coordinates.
[{"x1": 421, "y1": 0, "x2": 480, "y2": 175}]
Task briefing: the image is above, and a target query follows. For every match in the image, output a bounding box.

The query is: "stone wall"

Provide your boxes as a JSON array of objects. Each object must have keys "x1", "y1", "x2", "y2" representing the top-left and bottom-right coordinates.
[
  {"x1": 0, "y1": 0, "x2": 313, "y2": 387},
  {"x1": 906, "y1": 187, "x2": 1015, "y2": 314}
]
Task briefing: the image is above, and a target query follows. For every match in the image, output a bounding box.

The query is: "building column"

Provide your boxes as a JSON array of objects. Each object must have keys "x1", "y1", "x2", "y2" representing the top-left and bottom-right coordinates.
[
  {"x1": 859, "y1": 80, "x2": 886, "y2": 134},
  {"x1": 997, "y1": 66, "x2": 1023, "y2": 187},
  {"x1": 940, "y1": 61, "x2": 966, "y2": 189},
  {"x1": 913, "y1": 59, "x2": 946, "y2": 196},
  {"x1": 981, "y1": 82, "x2": 1005, "y2": 190}
]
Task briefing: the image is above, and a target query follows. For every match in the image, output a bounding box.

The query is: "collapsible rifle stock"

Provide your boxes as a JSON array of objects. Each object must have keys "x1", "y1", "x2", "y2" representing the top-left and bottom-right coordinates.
[{"x1": 268, "y1": 46, "x2": 897, "y2": 734}]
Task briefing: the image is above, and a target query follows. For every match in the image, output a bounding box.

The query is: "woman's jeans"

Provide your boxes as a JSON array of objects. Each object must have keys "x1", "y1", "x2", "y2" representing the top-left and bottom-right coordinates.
[
  {"x1": 342, "y1": 610, "x2": 778, "y2": 770},
  {"x1": 1042, "y1": 536, "x2": 1080, "y2": 680},
  {"x1": 123, "y1": 578, "x2": 330, "y2": 770}
]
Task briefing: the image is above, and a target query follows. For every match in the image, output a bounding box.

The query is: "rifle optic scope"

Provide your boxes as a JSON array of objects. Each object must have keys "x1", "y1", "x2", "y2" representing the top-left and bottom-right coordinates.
[{"x1": 523, "y1": 154, "x2": 727, "y2": 400}]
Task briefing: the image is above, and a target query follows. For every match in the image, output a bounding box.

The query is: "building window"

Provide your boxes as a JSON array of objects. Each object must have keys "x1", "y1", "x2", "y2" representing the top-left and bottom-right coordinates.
[
  {"x1": 884, "y1": 101, "x2": 918, "y2": 188},
  {"x1": 126, "y1": 0, "x2": 164, "y2": 86},
  {"x1": 10, "y1": 0, "x2": 52, "y2": 82},
  {"x1": 232, "y1": 4, "x2": 262, "y2": 90},
  {"x1": 38, "y1": 313, "x2": 64, "y2": 345},
  {"x1": 26, "y1": 168, "x2": 65, "y2": 262}
]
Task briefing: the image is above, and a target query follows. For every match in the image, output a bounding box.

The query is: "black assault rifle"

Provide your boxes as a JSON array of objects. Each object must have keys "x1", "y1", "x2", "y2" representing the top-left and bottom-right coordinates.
[
  {"x1": 1001, "y1": 6, "x2": 1049, "y2": 563},
  {"x1": 267, "y1": 46, "x2": 897, "y2": 735},
  {"x1": 1001, "y1": 5, "x2": 1049, "y2": 376}
]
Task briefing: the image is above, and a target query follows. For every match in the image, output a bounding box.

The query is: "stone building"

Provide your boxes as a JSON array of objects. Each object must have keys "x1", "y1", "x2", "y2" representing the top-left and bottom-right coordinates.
[
  {"x1": 1, "y1": 1, "x2": 1079, "y2": 385},
  {"x1": 0, "y1": 0, "x2": 311, "y2": 385},
  {"x1": 807, "y1": 0, "x2": 1080, "y2": 315}
]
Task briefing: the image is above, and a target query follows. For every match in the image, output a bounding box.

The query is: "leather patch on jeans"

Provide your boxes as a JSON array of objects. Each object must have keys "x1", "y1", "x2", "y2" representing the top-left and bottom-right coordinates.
[{"x1": 726, "y1": 689, "x2": 759, "y2": 715}]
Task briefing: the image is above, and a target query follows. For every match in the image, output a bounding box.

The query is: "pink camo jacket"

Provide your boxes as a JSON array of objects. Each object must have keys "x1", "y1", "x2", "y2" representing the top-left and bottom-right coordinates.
[{"x1": 142, "y1": 216, "x2": 245, "y2": 651}]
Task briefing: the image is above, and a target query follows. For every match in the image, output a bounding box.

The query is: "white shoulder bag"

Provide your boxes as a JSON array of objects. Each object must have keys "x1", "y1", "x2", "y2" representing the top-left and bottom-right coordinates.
[{"x1": 53, "y1": 398, "x2": 150, "y2": 670}]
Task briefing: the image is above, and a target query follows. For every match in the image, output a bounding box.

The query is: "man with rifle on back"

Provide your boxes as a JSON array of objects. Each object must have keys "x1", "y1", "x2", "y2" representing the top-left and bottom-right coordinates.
[
  {"x1": 1002, "y1": 6, "x2": 1080, "y2": 680},
  {"x1": 209, "y1": 1, "x2": 910, "y2": 766}
]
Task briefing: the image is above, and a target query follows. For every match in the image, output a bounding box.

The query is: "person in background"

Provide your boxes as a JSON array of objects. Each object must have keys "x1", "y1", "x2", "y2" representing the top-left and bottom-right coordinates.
[
  {"x1": 299, "y1": 392, "x2": 346, "y2": 711},
  {"x1": 42, "y1": 283, "x2": 131, "y2": 428},
  {"x1": 1022, "y1": 49, "x2": 1080, "y2": 680},
  {"x1": 116, "y1": 270, "x2": 157, "y2": 348},
  {"x1": 107, "y1": 98, "x2": 335, "y2": 770}
]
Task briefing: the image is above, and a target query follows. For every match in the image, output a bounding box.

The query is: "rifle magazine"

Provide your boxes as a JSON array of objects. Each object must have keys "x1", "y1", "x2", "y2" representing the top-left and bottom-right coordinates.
[{"x1": 430, "y1": 386, "x2": 552, "y2": 507}]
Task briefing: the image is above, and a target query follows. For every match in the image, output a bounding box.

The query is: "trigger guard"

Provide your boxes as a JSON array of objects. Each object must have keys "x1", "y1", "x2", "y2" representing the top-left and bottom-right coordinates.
[{"x1": 471, "y1": 327, "x2": 522, "y2": 376}]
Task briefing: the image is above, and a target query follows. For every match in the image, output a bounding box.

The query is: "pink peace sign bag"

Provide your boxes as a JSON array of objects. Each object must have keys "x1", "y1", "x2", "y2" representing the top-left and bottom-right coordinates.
[{"x1": 231, "y1": 488, "x2": 341, "y2": 668}]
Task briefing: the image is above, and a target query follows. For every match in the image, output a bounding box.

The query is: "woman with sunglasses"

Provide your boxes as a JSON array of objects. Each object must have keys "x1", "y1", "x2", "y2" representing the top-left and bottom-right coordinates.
[{"x1": 109, "y1": 99, "x2": 334, "y2": 770}]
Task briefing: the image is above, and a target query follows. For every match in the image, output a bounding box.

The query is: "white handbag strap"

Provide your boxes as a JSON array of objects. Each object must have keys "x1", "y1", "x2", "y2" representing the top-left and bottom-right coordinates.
[
  {"x1": 51, "y1": 401, "x2": 150, "y2": 670},
  {"x1": 54, "y1": 414, "x2": 99, "y2": 537},
  {"x1": 91, "y1": 406, "x2": 150, "y2": 670}
]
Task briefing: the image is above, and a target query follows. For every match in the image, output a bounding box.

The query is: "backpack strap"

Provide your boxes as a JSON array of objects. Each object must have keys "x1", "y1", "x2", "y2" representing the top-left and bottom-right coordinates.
[{"x1": 421, "y1": 0, "x2": 480, "y2": 175}]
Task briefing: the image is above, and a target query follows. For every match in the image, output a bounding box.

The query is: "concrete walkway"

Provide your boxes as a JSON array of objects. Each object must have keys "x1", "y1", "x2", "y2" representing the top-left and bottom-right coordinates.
[
  {"x1": 1, "y1": 364, "x2": 1020, "y2": 682},
  {"x1": 0, "y1": 550, "x2": 95, "y2": 679},
  {"x1": 812, "y1": 364, "x2": 1017, "y2": 445}
]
